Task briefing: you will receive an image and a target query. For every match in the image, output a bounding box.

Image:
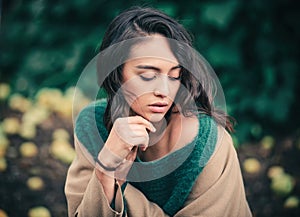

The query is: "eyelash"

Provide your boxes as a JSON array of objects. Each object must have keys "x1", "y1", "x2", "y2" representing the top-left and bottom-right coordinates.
[
  {"x1": 139, "y1": 72, "x2": 181, "y2": 81},
  {"x1": 140, "y1": 75, "x2": 155, "y2": 81}
]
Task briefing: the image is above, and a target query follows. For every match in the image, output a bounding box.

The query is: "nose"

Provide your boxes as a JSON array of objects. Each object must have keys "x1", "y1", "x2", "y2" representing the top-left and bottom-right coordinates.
[{"x1": 153, "y1": 75, "x2": 169, "y2": 97}]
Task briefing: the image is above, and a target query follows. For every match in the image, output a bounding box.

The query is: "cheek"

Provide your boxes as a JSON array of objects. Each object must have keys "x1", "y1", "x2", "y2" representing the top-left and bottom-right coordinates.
[
  {"x1": 169, "y1": 82, "x2": 181, "y2": 98},
  {"x1": 122, "y1": 78, "x2": 151, "y2": 96},
  {"x1": 121, "y1": 79, "x2": 146, "y2": 106},
  {"x1": 129, "y1": 96, "x2": 149, "y2": 116}
]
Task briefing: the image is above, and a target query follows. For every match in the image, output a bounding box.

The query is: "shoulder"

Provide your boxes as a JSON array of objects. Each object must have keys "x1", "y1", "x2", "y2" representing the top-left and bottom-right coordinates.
[
  {"x1": 198, "y1": 125, "x2": 237, "y2": 179},
  {"x1": 75, "y1": 98, "x2": 107, "y2": 123},
  {"x1": 188, "y1": 114, "x2": 217, "y2": 168},
  {"x1": 187, "y1": 126, "x2": 234, "y2": 195},
  {"x1": 75, "y1": 99, "x2": 109, "y2": 152},
  {"x1": 186, "y1": 127, "x2": 252, "y2": 216},
  {"x1": 178, "y1": 114, "x2": 217, "y2": 146},
  {"x1": 75, "y1": 98, "x2": 107, "y2": 129},
  {"x1": 174, "y1": 114, "x2": 218, "y2": 171},
  {"x1": 215, "y1": 126, "x2": 235, "y2": 158}
]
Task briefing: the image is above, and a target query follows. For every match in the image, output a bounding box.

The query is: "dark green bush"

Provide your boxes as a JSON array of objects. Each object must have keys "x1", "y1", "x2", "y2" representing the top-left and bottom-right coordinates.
[{"x1": 1, "y1": 0, "x2": 299, "y2": 143}]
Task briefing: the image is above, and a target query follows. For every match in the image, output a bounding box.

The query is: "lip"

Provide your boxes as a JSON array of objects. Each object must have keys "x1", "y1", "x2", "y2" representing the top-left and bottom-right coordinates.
[
  {"x1": 149, "y1": 102, "x2": 169, "y2": 106},
  {"x1": 148, "y1": 102, "x2": 169, "y2": 113}
]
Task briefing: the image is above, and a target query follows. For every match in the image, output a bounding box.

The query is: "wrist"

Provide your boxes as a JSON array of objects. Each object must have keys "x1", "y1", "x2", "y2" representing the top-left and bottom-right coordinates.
[
  {"x1": 97, "y1": 146, "x2": 124, "y2": 171},
  {"x1": 96, "y1": 158, "x2": 118, "y2": 171}
]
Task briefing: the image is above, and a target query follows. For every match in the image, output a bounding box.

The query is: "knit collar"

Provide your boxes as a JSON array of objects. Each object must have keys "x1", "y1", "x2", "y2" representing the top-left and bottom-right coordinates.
[
  {"x1": 75, "y1": 99, "x2": 218, "y2": 215},
  {"x1": 129, "y1": 114, "x2": 217, "y2": 215}
]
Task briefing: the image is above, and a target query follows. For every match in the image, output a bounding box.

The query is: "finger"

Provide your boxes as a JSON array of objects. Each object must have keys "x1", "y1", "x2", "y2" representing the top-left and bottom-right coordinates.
[
  {"x1": 128, "y1": 126, "x2": 149, "y2": 137},
  {"x1": 132, "y1": 130, "x2": 149, "y2": 151},
  {"x1": 139, "y1": 144, "x2": 147, "y2": 152},
  {"x1": 127, "y1": 116, "x2": 156, "y2": 132},
  {"x1": 126, "y1": 146, "x2": 138, "y2": 161},
  {"x1": 130, "y1": 136, "x2": 149, "y2": 147},
  {"x1": 123, "y1": 129, "x2": 149, "y2": 152},
  {"x1": 127, "y1": 124, "x2": 148, "y2": 133}
]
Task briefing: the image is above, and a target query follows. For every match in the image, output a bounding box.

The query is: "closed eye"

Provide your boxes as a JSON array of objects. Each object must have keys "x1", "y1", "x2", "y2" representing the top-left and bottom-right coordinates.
[
  {"x1": 168, "y1": 75, "x2": 181, "y2": 81},
  {"x1": 140, "y1": 74, "x2": 156, "y2": 81},
  {"x1": 139, "y1": 71, "x2": 157, "y2": 81},
  {"x1": 136, "y1": 65, "x2": 182, "y2": 81},
  {"x1": 168, "y1": 66, "x2": 182, "y2": 80}
]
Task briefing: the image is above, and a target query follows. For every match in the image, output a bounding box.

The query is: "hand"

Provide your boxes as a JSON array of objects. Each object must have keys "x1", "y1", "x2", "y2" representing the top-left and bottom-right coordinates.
[
  {"x1": 104, "y1": 115, "x2": 156, "y2": 160},
  {"x1": 96, "y1": 116, "x2": 155, "y2": 202},
  {"x1": 97, "y1": 116, "x2": 156, "y2": 172}
]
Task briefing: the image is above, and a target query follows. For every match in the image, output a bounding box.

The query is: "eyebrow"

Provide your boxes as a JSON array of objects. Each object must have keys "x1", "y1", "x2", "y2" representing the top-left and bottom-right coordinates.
[{"x1": 135, "y1": 64, "x2": 181, "y2": 72}]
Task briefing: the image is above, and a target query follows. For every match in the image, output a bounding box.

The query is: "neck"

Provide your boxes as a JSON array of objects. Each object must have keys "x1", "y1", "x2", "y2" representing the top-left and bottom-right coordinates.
[{"x1": 138, "y1": 113, "x2": 182, "y2": 161}]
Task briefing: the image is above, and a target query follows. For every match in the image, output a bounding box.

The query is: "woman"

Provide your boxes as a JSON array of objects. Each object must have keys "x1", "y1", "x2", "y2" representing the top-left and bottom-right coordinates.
[{"x1": 65, "y1": 6, "x2": 252, "y2": 217}]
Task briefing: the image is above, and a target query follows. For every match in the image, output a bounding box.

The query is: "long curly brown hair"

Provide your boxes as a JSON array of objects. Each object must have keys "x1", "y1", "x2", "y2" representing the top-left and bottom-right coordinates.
[{"x1": 97, "y1": 6, "x2": 234, "y2": 132}]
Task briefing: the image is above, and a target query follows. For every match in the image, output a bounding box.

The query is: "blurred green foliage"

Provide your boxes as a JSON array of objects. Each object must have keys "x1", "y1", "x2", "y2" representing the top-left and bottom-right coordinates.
[{"x1": 1, "y1": 0, "x2": 299, "y2": 143}]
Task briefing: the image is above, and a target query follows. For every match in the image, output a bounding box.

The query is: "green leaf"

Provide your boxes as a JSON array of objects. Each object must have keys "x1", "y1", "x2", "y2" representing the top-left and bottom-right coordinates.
[{"x1": 201, "y1": 0, "x2": 239, "y2": 29}]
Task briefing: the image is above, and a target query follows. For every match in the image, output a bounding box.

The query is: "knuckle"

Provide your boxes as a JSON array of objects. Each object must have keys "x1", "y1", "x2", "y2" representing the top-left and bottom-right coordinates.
[{"x1": 114, "y1": 118, "x2": 122, "y2": 125}]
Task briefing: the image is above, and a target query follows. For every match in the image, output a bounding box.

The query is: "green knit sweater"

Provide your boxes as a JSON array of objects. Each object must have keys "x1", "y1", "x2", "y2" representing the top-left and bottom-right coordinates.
[{"x1": 75, "y1": 99, "x2": 218, "y2": 216}]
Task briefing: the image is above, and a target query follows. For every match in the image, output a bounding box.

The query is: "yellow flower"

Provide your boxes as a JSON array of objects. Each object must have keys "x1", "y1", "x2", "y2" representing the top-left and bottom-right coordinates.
[
  {"x1": 22, "y1": 106, "x2": 49, "y2": 126},
  {"x1": 8, "y1": 93, "x2": 32, "y2": 113},
  {"x1": 54, "y1": 97, "x2": 72, "y2": 120},
  {"x1": 0, "y1": 137, "x2": 9, "y2": 157},
  {"x1": 260, "y1": 135, "x2": 275, "y2": 150},
  {"x1": 243, "y1": 158, "x2": 261, "y2": 174},
  {"x1": 50, "y1": 139, "x2": 75, "y2": 164},
  {"x1": 0, "y1": 209, "x2": 8, "y2": 217},
  {"x1": 19, "y1": 142, "x2": 38, "y2": 158},
  {"x1": 35, "y1": 88, "x2": 63, "y2": 111},
  {"x1": 267, "y1": 166, "x2": 284, "y2": 179},
  {"x1": 2, "y1": 117, "x2": 20, "y2": 134},
  {"x1": 52, "y1": 128, "x2": 70, "y2": 141},
  {"x1": 19, "y1": 122, "x2": 37, "y2": 139},
  {"x1": 284, "y1": 196, "x2": 299, "y2": 209},
  {"x1": 0, "y1": 157, "x2": 7, "y2": 172},
  {"x1": 0, "y1": 83, "x2": 11, "y2": 100},
  {"x1": 28, "y1": 206, "x2": 51, "y2": 217},
  {"x1": 27, "y1": 176, "x2": 44, "y2": 191},
  {"x1": 0, "y1": 126, "x2": 9, "y2": 157},
  {"x1": 271, "y1": 173, "x2": 295, "y2": 196}
]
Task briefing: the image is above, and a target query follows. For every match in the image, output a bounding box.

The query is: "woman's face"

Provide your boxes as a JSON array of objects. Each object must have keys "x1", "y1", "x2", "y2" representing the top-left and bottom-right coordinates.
[{"x1": 121, "y1": 36, "x2": 181, "y2": 122}]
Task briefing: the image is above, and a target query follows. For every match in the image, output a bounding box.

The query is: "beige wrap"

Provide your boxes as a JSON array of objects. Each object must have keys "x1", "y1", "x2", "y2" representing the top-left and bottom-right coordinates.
[{"x1": 65, "y1": 127, "x2": 252, "y2": 217}]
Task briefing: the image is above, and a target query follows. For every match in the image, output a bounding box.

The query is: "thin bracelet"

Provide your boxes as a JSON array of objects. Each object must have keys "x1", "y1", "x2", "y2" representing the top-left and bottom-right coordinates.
[{"x1": 96, "y1": 158, "x2": 118, "y2": 171}]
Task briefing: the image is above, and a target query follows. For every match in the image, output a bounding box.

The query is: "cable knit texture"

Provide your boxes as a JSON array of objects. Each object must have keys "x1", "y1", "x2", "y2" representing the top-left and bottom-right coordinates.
[{"x1": 75, "y1": 99, "x2": 218, "y2": 216}]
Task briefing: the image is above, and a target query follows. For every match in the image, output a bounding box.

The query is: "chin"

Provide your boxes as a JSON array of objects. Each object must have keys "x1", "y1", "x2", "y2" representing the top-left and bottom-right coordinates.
[{"x1": 147, "y1": 113, "x2": 166, "y2": 123}]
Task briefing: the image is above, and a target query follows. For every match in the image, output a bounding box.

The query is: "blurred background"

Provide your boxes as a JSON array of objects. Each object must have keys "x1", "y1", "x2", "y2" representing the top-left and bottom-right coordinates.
[{"x1": 0, "y1": 0, "x2": 299, "y2": 216}]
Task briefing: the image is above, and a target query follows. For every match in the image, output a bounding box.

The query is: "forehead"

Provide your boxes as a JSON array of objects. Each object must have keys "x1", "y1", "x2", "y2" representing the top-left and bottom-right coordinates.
[
  {"x1": 128, "y1": 35, "x2": 178, "y2": 64},
  {"x1": 125, "y1": 57, "x2": 179, "y2": 68}
]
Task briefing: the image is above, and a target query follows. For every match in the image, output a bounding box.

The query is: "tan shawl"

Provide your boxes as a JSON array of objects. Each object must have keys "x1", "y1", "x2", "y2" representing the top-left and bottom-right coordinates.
[{"x1": 65, "y1": 127, "x2": 252, "y2": 217}]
